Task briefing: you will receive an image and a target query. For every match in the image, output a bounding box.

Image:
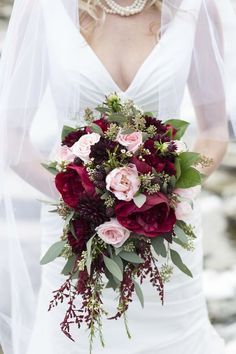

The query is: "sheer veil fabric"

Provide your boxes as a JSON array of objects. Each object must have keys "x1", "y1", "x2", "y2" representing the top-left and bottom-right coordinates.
[{"x1": 0, "y1": 0, "x2": 236, "y2": 353}]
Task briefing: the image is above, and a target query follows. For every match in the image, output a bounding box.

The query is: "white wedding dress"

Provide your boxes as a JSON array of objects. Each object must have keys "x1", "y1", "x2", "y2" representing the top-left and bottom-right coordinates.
[{"x1": 24, "y1": 26, "x2": 227, "y2": 354}]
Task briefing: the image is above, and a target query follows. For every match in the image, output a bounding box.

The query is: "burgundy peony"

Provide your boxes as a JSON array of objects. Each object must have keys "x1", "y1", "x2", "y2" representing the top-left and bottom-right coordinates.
[
  {"x1": 67, "y1": 219, "x2": 91, "y2": 254},
  {"x1": 115, "y1": 193, "x2": 176, "y2": 237},
  {"x1": 62, "y1": 128, "x2": 87, "y2": 147},
  {"x1": 55, "y1": 164, "x2": 95, "y2": 208}
]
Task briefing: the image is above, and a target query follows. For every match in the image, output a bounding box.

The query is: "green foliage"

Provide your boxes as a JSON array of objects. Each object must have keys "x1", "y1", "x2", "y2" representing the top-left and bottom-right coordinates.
[
  {"x1": 61, "y1": 255, "x2": 76, "y2": 276},
  {"x1": 164, "y1": 119, "x2": 190, "y2": 140},
  {"x1": 90, "y1": 123, "x2": 104, "y2": 135},
  {"x1": 151, "y1": 237, "x2": 167, "y2": 258},
  {"x1": 86, "y1": 235, "x2": 95, "y2": 275},
  {"x1": 40, "y1": 241, "x2": 67, "y2": 265},
  {"x1": 61, "y1": 125, "x2": 76, "y2": 141},
  {"x1": 133, "y1": 279, "x2": 144, "y2": 308},
  {"x1": 175, "y1": 167, "x2": 201, "y2": 188},
  {"x1": 119, "y1": 251, "x2": 144, "y2": 264},
  {"x1": 170, "y1": 249, "x2": 193, "y2": 278},
  {"x1": 174, "y1": 225, "x2": 188, "y2": 244},
  {"x1": 103, "y1": 255, "x2": 123, "y2": 281},
  {"x1": 41, "y1": 162, "x2": 58, "y2": 175}
]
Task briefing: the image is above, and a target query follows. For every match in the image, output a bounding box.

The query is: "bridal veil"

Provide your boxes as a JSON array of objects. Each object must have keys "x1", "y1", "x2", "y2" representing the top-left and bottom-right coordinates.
[{"x1": 0, "y1": 0, "x2": 236, "y2": 353}]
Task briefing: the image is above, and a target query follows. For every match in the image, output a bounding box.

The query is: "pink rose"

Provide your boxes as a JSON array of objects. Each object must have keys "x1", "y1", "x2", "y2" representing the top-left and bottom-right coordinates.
[
  {"x1": 175, "y1": 186, "x2": 201, "y2": 221},
  {"x1": 106, "y1": 164, "x2": 140, "y2": 201},
  {"x1": 70, "y1": 133, "x2": 100, "y2": 162},
  {"x1": 116, "y1": 130, "x2": 142, "y2": 153},
  {"x1": 54, "y1": 145, "x2": 75, "y2": 163},
  {"x1": 95, "y1": 218, "x2": 130, "y2": 247}
]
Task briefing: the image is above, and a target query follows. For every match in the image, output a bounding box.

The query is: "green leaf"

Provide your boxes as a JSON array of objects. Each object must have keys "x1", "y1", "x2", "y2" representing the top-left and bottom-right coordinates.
[
  {"x1": 151, "y1": 237, "x2": 167, "y2": 258},
  {"x1": 90, "y1": 123, "x2": 104, "y2": 135},
  {"x1": 133, "y1": 279, "x2": 144, "y2": 308},
  {"x1": 108, "y1": 114, "x2": 127, "y2": 124},
  {"x1": 121, "y1": 128, "x2": 136, "y2": 134},
  {"x1": 175, "y1": 167, "x2": 201, "y2": 188},
  {"x1": 112, "y1": 254, "x2": 124, "y2": 273},
  {"x1": 170, "y1": 249, "x2": 193, "y2": 278},
  {"x1": 114, "y1": 246, "x2": 123, "y2": 255},
  {"x1": 61, "y1": 125, "x2": 76, "y2": 141},
  {"x1": 174, "y1": 225, "x2": 188, "y2": 244},
  {"x1": 61, "y1": 255, "x2": 76, "y2": 276},
  {"x1": 104, "y1": 268, "x2": 120, "y2": 290},
  {"x1": 95, "y1": 106, "x2": 109, "y2": 114},
  {"x1": 40, "y1": 241, "x2": 66, "y2": 265},
  {"x1": 143, "y1": 111, "x2": 154, "y2": 117},
  {"x1": 119, "y1": 251, "x2": 144, "y2": 264},
  {"x1": 164, "y1": 119, "x2": 190, "y2": 139},
  {"x1": 103, "y1": 255, "x2": 123, "y2": 281},
  {"x1": 133, "y1": 193, "x2": 147, "y2": 208},
  {"x1": 179, "y1": 152, "x2": 201, "y2": 170},
  {"x1": 86, "y1": 235, "x2": 95, "y2": 275},
  {"x1": 174, "y1": 158, "x2": 181, "y2": 181},
  {"x1": 41, "y1": 163, "x2": 58, "y2": 175}
]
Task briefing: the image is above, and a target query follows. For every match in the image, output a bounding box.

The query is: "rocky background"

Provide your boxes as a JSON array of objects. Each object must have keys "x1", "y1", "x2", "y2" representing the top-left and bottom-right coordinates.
[{"x1": 0, "y1": 1, "x2": 236, "y2": 353}]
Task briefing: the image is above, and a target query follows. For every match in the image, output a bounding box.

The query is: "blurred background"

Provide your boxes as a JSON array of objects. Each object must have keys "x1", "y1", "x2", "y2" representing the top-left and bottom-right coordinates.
[{"x1": 0, "y1": 0, "x2": 236, "y2": 353}]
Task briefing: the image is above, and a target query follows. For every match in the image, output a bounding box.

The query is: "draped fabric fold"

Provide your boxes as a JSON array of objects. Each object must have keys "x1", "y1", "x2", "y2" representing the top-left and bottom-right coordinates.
[{"x1": 0, "y1": 0, "x2": 235, "y2": 353}]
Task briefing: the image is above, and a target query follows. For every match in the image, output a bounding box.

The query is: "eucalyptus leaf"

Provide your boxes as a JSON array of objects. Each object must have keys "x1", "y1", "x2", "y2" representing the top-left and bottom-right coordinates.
[
  {"x1": 40, "y1": 241, "x2": 66, "y2": 265},
  {"x1": 175, "y1": 167, "x2": 201, "y2": 189},
  {"x1": 108, "y1": 114, "x2": 127, "y2": 124},
  {"x1": 41, "y1": 163, "x2": 58, "y2": 175},
  {"x1": 103, "y1": 255, "x2": 123, "y2": 281},
  {"x1": 90, "y1": 123, "x2": 104, "y2": 135},
  {"x1": 86, "y1": 235, "x2": 95, "y2": 275},
  {"x1": 113, "y1": 255, "x2": 124, "y2": 273},
  {"x1": 133, "y1": 279, "x2": 144, "y2": 308},
  {"x1": 114, "y1": 247, "x2": 123, "y2": 255},
  {"x1": 104, "y1": 268, "x2": 120, "y2": 290},
  {"x1": 170, "y1": 249, "x2": 193, "y2": 278},
  {"x1": 119, "y1": 251, "x2": 144, "y2": 264},
  {"x1": 61, "y1": 255, "x2": 76, "y2": 276},
  {"x1": 95, "y1": 106, "x2": 109, "y2": 114},
  {"x1": 61, "y1": 125, "x2": 76, "y2": 141},
  {"x1": 133, "y1": 193, "x2": 147, "y2": 208},
  {"x1": 151, "y1": 237, "x2": 167, "y2": 258},
  {"x1": 174, "y1": 225, "x2": 188, "y2": 244}
]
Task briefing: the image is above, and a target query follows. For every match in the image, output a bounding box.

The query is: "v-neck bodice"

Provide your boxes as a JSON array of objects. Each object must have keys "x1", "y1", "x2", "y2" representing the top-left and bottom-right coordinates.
[{"x1": 77, "y1": 19, "x2": 195, "y2": 119}]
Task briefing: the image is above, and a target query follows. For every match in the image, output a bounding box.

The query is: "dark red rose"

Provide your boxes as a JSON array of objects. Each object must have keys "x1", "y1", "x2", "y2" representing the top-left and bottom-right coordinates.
[
  {"x1": 67, "y1": 219, "x2": 91, "y2": 254},
  {"x1": 115, "y1": 193, "x2": 176, "y2": 237},
  {"x1": 55, "y1": 164, "x2": 95, "y2": 208},
  {"x1": 93, "y1": 117, "x2": 109, "y2": 132},
  {"x1": 62, "y1": 128, "x2": 87, "y2": 147},
  {"x1": 131, "y1": 156, "x2": 152, "y2": 174}
]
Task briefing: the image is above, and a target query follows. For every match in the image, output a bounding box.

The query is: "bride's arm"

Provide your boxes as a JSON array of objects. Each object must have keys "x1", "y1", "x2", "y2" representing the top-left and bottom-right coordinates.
[
  {"x1": 188, "y1": 0, "x2": 228, "y2": 179},
  {"x1": 8, "y1": 128, "x2": 59, "y2": 199},
  {"x1": 191, "y1": 101, "x2": 228, "y2": 178}
]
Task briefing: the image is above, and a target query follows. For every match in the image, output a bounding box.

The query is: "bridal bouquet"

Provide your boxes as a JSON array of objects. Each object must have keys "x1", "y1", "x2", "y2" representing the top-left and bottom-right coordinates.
[{"x1": 41, "y1": 93, "x2": 210, "y2": 352}]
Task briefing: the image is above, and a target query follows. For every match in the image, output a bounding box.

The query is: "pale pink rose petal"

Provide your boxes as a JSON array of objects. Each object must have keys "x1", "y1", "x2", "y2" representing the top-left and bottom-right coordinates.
[
  {"x1": 70, "y1": 133, "x2": 100, "y2": 162},
  {"x1": 54, "y1": 145, "x2": 75, "y2": 163},
  {"x1": 106, "y1": 164, "x2": 140, "y2": 201},
  {"x1": 116, "y1": 130, "x2": 142, "y2": 153},
  {"x1": 174, "y1": 186, "x2": 201, "y2": 221},
  {"x1": 95, "y1": 218, "x2": 130, "y2": 248}
]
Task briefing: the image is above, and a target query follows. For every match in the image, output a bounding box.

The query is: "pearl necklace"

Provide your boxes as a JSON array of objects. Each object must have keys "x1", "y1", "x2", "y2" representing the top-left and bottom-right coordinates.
[{"x1": 97, "y1": 0, "x2": 149, "y2": 16}]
